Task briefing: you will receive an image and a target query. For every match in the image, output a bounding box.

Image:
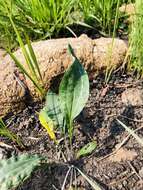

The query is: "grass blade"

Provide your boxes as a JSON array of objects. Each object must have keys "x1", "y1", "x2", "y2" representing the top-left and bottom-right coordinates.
[
  {"x1": 9, "y1": 17, "x2": 38, "y2": 81},
  {"x1": 25, "y1": 34, "x2": 43, "y2": 84},
  {"x1": 0, "y1": 118, "x2": 22, "y2": 147},
  {"x1": 7, "y1": 50, "x2": 44, "y2": 96},
  {"x1": 75, "y1": 167, "x2": 103, "y2": 190},
  {"x1": 117, "y1": 119, "x2": 143, "y2": 146}
]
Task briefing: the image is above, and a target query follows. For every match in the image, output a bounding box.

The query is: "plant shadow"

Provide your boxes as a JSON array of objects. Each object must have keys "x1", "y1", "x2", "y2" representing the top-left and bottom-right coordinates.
[{"x1": 16, "y1": 158, "x2": 108, "y2": 190}]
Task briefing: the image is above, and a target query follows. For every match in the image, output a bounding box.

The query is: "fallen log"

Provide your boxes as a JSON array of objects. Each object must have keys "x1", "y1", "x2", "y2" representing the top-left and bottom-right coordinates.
[{"x1": 0, "y1": 34, "x2": 127, "y2": 117}]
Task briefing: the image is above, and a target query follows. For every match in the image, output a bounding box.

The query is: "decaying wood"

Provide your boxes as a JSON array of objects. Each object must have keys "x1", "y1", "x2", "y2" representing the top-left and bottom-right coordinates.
[{"x1": 0, "y1": 35, "x2": 127, "y2": 117}]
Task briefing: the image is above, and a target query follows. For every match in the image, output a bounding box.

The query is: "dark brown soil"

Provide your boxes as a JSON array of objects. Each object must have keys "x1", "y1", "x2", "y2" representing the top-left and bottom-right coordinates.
[{"x1": 1, "y1": 70, "x2": 143, "y2": 190}]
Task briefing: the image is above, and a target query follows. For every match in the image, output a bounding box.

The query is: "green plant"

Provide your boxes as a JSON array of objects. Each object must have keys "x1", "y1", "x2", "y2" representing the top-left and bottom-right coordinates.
[
  {"x1": 15, "y1": 0, "x2": 76, "y2": 35},
  {"x1": 0, "y1": 0, "x2": 77, "y2": 48},
  {"x1": 0, "y1": 154, "x2": 42, "y2": 190},
  {"x1": 129, "y1": 0, "x2": 143, "y2": 76},
  {"x1": 39, "y1": 90, "x2": 65, "y2": 143},
  {"x1": 0, "y1": 154, "x2": 103, "y2": 190},
  {"x1": 104, "y1": 0, "x2": 121, "y2": 83},
  {"x1": 76, "y1": 141, "x2": 97, "y2": 159},
  {"x1": 79, "y1": 0, "x2": 125, "y2": 36},
  {"x1": 77, "y1": 0, "x2": 128, "y2": 84},
  {"x1": 0, "y1": 0, "x2": 133, "y2": 49},
  {"x1": 7, "y1": 16, "x2": 46, "y2": 97},
  {"x1": 39, "y1": 45, "x2": 89, "y2": 142},
  {"x1": 0, "y1": 118, "x2": 22, "y2": 147}
]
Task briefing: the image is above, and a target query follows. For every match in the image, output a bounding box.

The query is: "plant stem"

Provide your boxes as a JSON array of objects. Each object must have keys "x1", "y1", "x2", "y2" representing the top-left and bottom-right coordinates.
[{"x1": 69, "y1": 120, "x2": 73, "y2": 145}]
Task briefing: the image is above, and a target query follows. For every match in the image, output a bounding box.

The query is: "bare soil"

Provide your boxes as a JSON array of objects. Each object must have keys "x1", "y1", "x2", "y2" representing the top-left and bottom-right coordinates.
[{"x1": 1, "y1": 70, "x2": 143, "y2": 190}]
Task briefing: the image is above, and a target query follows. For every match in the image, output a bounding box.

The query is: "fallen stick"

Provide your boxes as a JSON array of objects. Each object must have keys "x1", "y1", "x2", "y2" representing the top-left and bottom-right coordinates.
[{"x1": 0, "y1": 35, "x2": 127, "y2": 117}]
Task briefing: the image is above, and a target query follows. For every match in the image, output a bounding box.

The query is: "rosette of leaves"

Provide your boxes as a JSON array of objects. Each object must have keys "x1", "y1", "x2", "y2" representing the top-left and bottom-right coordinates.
[{"x1": 39, "y1": 44, "x2": 89, "y2": 142}]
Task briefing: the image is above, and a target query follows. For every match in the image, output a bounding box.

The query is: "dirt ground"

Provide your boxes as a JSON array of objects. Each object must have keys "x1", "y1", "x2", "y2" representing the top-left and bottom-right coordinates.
[{"x1": 1, "y1": 70, "x2": 143, "y2": 190}]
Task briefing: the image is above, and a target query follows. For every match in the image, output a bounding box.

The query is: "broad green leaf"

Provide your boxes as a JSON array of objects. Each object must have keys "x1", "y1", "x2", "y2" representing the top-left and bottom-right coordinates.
[
  {"x1": 39, "y1": 110, "x2": 57, "y2": 142},
  {"x1": 45, "y1": 90, "x2": 65, "y2": 129},
  {"x1": 59, "y1": 48, "x2": 89, "y2": 123},
  {"x1": 76, "y1": 141, "x2": 97, "y2": 158},
  {"x1": 117, "y1": 119, "x2": 143, "y2": 146},
  {"x1": 0, "y1": 154, "x2": 42, "y2": 190}
]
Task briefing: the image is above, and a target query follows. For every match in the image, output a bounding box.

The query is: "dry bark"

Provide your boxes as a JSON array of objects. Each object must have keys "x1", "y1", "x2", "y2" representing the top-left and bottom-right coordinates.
[{"x1": 0, "y1": 35, "x2": 127, "y2": 117}]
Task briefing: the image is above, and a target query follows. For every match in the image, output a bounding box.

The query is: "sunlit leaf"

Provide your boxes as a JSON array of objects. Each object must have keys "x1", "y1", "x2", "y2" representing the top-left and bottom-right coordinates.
[
  {"x1": 59, "y1": 45, "x2": 89, "y2": 139},
  {"x1": 39, "y1": 110, "x2": 56, "y2": 142}
]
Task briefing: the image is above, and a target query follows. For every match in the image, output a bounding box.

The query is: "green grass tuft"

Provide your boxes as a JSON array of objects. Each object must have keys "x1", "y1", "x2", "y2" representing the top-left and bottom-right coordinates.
[{"x1": 129, "y1": 0, "x2": 143, "y2": 76}]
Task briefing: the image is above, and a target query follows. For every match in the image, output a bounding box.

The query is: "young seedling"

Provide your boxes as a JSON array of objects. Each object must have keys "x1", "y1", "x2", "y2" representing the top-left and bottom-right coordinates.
[
  {"x1": 59, "y1": 44, "x2": 89, "y2": 142},
  {"x1": 39, "y1": 44, "x2": 89, "y2": 143},
  {"x1": 76, "y1": 141, "x2": 97, "y2": 159}
]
